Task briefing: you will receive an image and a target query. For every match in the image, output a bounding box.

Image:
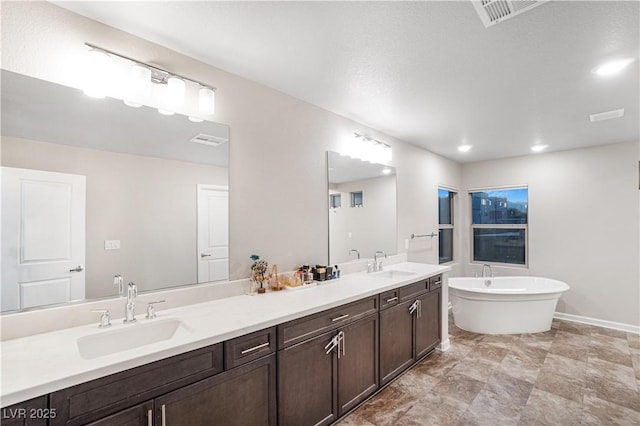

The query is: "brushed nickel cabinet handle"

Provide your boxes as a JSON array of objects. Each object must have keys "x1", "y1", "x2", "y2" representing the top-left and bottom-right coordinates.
[
  {"x1": 386, "y1": 296, "x2": 398, "y2": 303},
  {"x1": 331, "y1": 314, "x2": 349, "y2": 322},
  {"x1": 147, "y1": 409, "x2": 153, "y2": 426},
  {"x1": 240, "y1": 341, "x2": 270, "y2": 355},
  {"x1": 161, "y1": 404, "x2": 166, "y2": 426}
]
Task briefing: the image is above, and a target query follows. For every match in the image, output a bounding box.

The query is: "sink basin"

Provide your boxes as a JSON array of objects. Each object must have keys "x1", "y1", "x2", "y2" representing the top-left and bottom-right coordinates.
[
  {"x1": 373, "y1": 270, "x2": 415, "y2": 280},
  {"x1": 77, "y1": 318, "x2": 183, "y2": 360}
]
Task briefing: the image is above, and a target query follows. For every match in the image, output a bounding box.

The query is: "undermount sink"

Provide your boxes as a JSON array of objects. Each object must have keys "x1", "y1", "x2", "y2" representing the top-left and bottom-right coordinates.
[
  {"x1": 373, "y1": 270, "x2": 415, "y2": 279},
  {"x1": 77, "y1": 318, "x2": 183, "y2": 360}
]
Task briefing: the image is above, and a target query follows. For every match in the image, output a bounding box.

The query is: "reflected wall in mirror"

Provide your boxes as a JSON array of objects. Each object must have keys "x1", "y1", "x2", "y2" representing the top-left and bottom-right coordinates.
[
  {"x1": 327, "y1": 151, "x2": 397, "y2": 264},
  {"x1": 1, "y1": 70, "x2": 230, "y2": 313}
]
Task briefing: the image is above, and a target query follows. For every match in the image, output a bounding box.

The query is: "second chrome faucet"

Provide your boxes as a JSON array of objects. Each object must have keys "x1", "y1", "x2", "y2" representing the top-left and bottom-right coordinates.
[{"x1": 124, "y1": 282, "x2": 137, "y2": 323}]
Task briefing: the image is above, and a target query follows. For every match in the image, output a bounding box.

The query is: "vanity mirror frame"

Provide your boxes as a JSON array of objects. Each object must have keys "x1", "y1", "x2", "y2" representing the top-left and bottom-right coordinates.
[
  {"x1": 327, "y1": 151, "x2": 398, "y2": 265},
  {"x1": 1, "y1": 70, "x2": 231, "y2": 314}
]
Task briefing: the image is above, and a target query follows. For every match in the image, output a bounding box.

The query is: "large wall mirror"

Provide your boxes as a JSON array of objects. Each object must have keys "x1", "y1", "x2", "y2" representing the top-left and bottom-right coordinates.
[
  {"x1": 1, "y1": 70, "x2": 230, "y2": 313},
  {"x1": 327, "y1": 151, "x2": 397, "y2": 265}
]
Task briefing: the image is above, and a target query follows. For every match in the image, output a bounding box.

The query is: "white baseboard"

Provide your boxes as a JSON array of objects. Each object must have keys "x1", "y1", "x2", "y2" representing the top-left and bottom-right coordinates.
[
  {"x1": 438, "y1": 338, "x2": 451, "y2": 352},
  {"x1": 554, "y1": 312, "x2": 640, "y2": 335}
]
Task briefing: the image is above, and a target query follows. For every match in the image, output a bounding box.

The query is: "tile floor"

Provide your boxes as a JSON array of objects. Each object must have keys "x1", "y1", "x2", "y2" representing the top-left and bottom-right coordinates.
[{"x1": 338, "y1": 316, "x2": 640, "y2": 425}]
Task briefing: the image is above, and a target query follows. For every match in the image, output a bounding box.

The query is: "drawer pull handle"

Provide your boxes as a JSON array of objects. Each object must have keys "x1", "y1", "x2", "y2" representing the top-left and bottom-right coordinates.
[
  {"x1": 331, "y1": 314, "x2": 350, "y2": 322},
  {"x1": 386, "y1": 296, "x2": 398, "y2": 303},
  {"x1": 161, "y1": 404, "x2": 166, "y2": 426},
  {"x1": 240, "y1": 341, "x2": 270, "y2": 355},
  {"x1": 433, "y1": 281, "x2": 442, "y2": 286},
  {"x1": 147, "y1": 409, "x2": 153, "y2": 426}
]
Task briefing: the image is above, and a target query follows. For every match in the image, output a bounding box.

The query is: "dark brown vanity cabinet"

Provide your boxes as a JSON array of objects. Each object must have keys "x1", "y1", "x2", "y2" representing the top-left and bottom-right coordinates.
[
  {"x1": 50, "y1": 327, "x2": 277, "y2": 426},
  {"x1": 155, "y1": 354, "x2": 276, "y2": 426},
  {"x1": 277, "y1": 296, "x2": 379, "y2": 426},
  {"x1": 380, "y1": 275, "x2": 441, "y2": 386},
  {"x1": 0, "y1": 396, "x2": 49, "y2": 426}
]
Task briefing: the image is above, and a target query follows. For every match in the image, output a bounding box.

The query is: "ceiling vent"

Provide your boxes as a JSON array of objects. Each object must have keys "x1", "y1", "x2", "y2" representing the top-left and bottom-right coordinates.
[
  {"x1": 471, "y1": 0, "x2": 549, "y2": 28},
  {"x1": 189, "y1": 133, "x2": 228, "y2": 147}
]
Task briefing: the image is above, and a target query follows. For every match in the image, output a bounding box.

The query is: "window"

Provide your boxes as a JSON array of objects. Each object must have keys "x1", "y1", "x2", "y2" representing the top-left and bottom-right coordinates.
[
  {"x1": 350, "y1": 191, "x2": 363, "y2": 207},
  {"x1": 470, "y1": 187, "x2": 528, "y2": 266},
  {"x1": 329, "y1": 193, "x2": 341, "y2": 209},
  {"x1": 438, "y1": 188, "x2": 454, "y2": 264}
]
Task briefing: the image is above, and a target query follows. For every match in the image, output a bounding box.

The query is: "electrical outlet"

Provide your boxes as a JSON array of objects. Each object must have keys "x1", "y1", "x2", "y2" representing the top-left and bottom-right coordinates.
[{"x1": 104, "y1": 240, "x2": 121, "y2": 250}]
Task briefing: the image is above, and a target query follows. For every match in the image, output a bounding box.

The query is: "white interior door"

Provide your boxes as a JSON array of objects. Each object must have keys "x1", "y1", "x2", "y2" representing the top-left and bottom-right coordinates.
[
  {"x1": 1, "y1": 167, "x2": 86, "y2": 311},
  {"x1": 197, "y1": 185, "x2": 229, "y2": 283}
]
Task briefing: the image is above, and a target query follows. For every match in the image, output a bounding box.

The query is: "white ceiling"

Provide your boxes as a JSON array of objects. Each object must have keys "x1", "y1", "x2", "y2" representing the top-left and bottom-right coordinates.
[{"x1": 53, "y1": 1, "x2": 639, "y2": 163}]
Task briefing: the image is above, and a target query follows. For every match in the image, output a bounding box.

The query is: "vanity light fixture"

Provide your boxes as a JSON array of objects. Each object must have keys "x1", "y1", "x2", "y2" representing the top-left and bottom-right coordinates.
[
  {"x1": 347, "y1": 133, "x2": 392, "y2": 164},
  {"x1": 83, "y1": 43, "x2": 216, "y2": 118},
  {"x1": 592, "y1": 58, "x2": 635, "y2": 76}
]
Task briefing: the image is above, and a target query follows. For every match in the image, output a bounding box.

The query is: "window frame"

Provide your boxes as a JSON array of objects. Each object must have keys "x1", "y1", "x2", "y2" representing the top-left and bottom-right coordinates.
[
  {"x1": 438, "y1": 187, "x2": 456, "y2": 265},
  {"x1": 469, "y1": 185, "x2": 529, "y2": 268}
]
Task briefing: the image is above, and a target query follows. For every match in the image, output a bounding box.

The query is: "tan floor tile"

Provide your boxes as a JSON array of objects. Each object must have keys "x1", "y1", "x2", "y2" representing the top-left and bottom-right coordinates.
[
  {"x1": 585, "y1": 357, "x2": 638, "y2": 391},
  {"x1": 396, "y1": 392, "x2": 469, "y2": 426},
  {"x1": 553, "y1": 330, "x2": 590, "y2": 348},
  {"x1": 541, "y1": 353, "x2": 588, "y2": 381},
  {"x1": 590, "y1": 325, "x2": 628, "y2": 340},
  {"x1": 429, "y1": 372, "x2": 485, "y2": 404},
  {"x1": 449, "y1": 356, "x2": 499, "y2": 383},
  {"x1": 355, "y1": 384, "x2": 417, "y2": 426},
  {"x1": 548, "y1": 340, "x2": 588, "y2": 362},
  {"x1": 518, "y1": 388, "x2": 582, "y2": 426},
  {"x1": 498, "y1": 353, "x2": 544, "y2": 384},
  {"x1": 467, "y1": 342, "x2": 510, "y2": 363},
  {"x1": 391, "y1": 368, "x2": 441, "y2": 394},
  {"x1": 558, "y1": 321, "x2": 592, "y2": 336},
  {"x1": 582, "y1": 393, "x2": 640, "y2": 425},
  {"x1": 534, "y1": 370, "x2": 584, "y2": 402},
  {"x1": 627, "y1": 332, "x2": 640, "y2": 349}
]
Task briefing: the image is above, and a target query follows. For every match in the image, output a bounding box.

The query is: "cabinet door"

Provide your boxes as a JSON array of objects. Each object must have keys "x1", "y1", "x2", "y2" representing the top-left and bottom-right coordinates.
[
  {"x1": 337, "y1": 313, "x2": 378, "y2": 417},
  {"x1": 415, "y1": 290, "x2": 441, "y2": 359},
  {"x1": 85, "y1": 402, "x2": 153, "y2": 426},
  {"x1": 1, "y1": 396, "x2": 48, "y2": 426},
  {"x1": 155, "y1": 354, "x2": 276, "y2": 426},
  {"x1": 278, "y1": 330, "x2": 337, "y2": 426},
  {"x1": 379, "y1": 300, "x2": 414, "y2": 386}
]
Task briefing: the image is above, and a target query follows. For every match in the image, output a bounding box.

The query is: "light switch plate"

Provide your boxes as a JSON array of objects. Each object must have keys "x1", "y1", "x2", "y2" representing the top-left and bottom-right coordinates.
[{"x1": 104, "y1": 240, "x2": 121, "y2": 250}]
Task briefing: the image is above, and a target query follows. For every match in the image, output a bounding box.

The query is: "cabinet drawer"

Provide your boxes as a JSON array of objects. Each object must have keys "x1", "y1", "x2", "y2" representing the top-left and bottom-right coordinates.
[
  {"x1": 51, "y1": 342, "x2": 223, "y2": 426},
  {"x1": 278, "y1": 296, "x2": 378, "y2": 348},
  {"x1": 398, "y1": 280, "x2": 428, "y2": 302},
  {"x1": 224, "y1": 326, "x2": 276, "y2": 369},
  {"x1": 379, "y1": 289, "x2": 399, "y2": 310},
  {"x1": 429, "y1": 274, "x2": 442, "y2": 292}
]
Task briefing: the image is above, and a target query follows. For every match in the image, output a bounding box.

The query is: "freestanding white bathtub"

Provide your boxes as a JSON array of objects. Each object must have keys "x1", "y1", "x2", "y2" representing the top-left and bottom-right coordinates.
[{"x1": 449, "y1": 276, "x2": 570, "y2": 334}]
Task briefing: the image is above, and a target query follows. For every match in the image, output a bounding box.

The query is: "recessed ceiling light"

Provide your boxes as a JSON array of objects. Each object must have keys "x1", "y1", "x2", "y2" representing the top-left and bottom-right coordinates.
[
  {"x1": 457, "y1": 144, "x2": 472, "y2": 153},
  {"x1": 531, "y1": 144, "x2": 548, "y2": 153},
  {"x1": 592, "y1": 58, "x2": 635, "y2": 76},
  {"x1": 381, "y1": 168, "x2": 392, "y2": 175}
]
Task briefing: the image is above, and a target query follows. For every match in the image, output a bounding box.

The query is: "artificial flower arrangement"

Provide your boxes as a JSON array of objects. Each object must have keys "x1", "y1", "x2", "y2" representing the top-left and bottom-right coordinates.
[{"x1": 250, "y1": 254, "x2": 271, "y2": 294}]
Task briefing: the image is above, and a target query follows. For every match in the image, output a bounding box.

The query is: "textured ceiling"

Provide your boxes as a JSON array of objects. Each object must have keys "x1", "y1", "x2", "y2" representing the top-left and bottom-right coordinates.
[{"x1": 53, "y1": 1, "x2": 639, "y2": 162}]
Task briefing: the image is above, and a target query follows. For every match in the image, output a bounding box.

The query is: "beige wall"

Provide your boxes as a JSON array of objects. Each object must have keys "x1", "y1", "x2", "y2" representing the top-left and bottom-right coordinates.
[
  {"x1": 2, "y1": 137, "x2": 228, "y2": 297},
  {"x1": 461, "y1": 141, "x2": 640, "y2": 326},
  {"x1": 1, "y1": 2, "x2": 461, "y2": 281}
]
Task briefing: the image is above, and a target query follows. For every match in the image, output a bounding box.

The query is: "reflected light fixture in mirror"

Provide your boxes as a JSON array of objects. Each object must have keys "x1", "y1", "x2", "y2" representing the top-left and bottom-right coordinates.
[
  {"x1": 83, "y1": 48, "x2": 112, "y2": 99},
  {"x1": 82, "y1": 43, "x2": 216, "y2": 119},
  {"x1": 345, "y1": 133, "x2": 392, "y2": 164}
]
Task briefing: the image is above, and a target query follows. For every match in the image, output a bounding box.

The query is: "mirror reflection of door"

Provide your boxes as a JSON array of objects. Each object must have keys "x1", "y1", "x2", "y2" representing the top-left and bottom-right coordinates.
[
  {"x1": 197, "y1": 185, "x2": 229, "y2": 283},
  {"x1": 1, "y1": 167, "x2": 86, "y2": 311}
]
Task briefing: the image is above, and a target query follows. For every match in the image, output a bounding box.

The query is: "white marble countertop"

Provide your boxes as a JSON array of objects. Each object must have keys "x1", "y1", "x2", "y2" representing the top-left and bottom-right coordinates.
[{"x1": 0, "y1": 262, "x2": 449, "y2": 407}]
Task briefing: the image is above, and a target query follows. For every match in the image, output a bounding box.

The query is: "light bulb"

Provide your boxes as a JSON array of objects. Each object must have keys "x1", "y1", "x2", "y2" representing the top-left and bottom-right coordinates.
[
  {"x1": 166, "y1": 76, "x2": 185, "y2": 107},
  {"x1": 129, "y1": 64, "x2": 151, "y2": 98},
  {"x1": 84, "y1": 49, "x2": 112, "y2": 99},
  {"x1": 199, "y1": 87, "x2": 216, "y2": 115}
]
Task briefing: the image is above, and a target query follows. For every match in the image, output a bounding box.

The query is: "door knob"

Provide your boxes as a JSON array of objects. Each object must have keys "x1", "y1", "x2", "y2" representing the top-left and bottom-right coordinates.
[
  {"x1": 69, "y1": 265, "x2": 84, "y2": 272},
  {"x1": 200, "y1": 253, "x2": 212, "y2": 258}
]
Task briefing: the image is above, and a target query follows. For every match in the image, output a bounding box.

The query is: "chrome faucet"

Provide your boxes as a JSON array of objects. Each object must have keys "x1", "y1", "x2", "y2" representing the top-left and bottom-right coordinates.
[
  {"x1": 482, "y1": 264, "x2": 494, "y2": 286},
  {"x1": 373, "y1": 250, "x2": 387, "y2": 272},
  {"x1": 124, "y1": 282, "x2": 137, "y2": 323},
  {"x1": 348, "y1": 249, "x2": 360, "y2": 260}
]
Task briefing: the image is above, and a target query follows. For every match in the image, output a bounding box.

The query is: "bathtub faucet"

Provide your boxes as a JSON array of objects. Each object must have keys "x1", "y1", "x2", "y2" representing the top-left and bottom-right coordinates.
[{"x1": 482, "y1": 264, "x2": 494, "y2": 286}]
